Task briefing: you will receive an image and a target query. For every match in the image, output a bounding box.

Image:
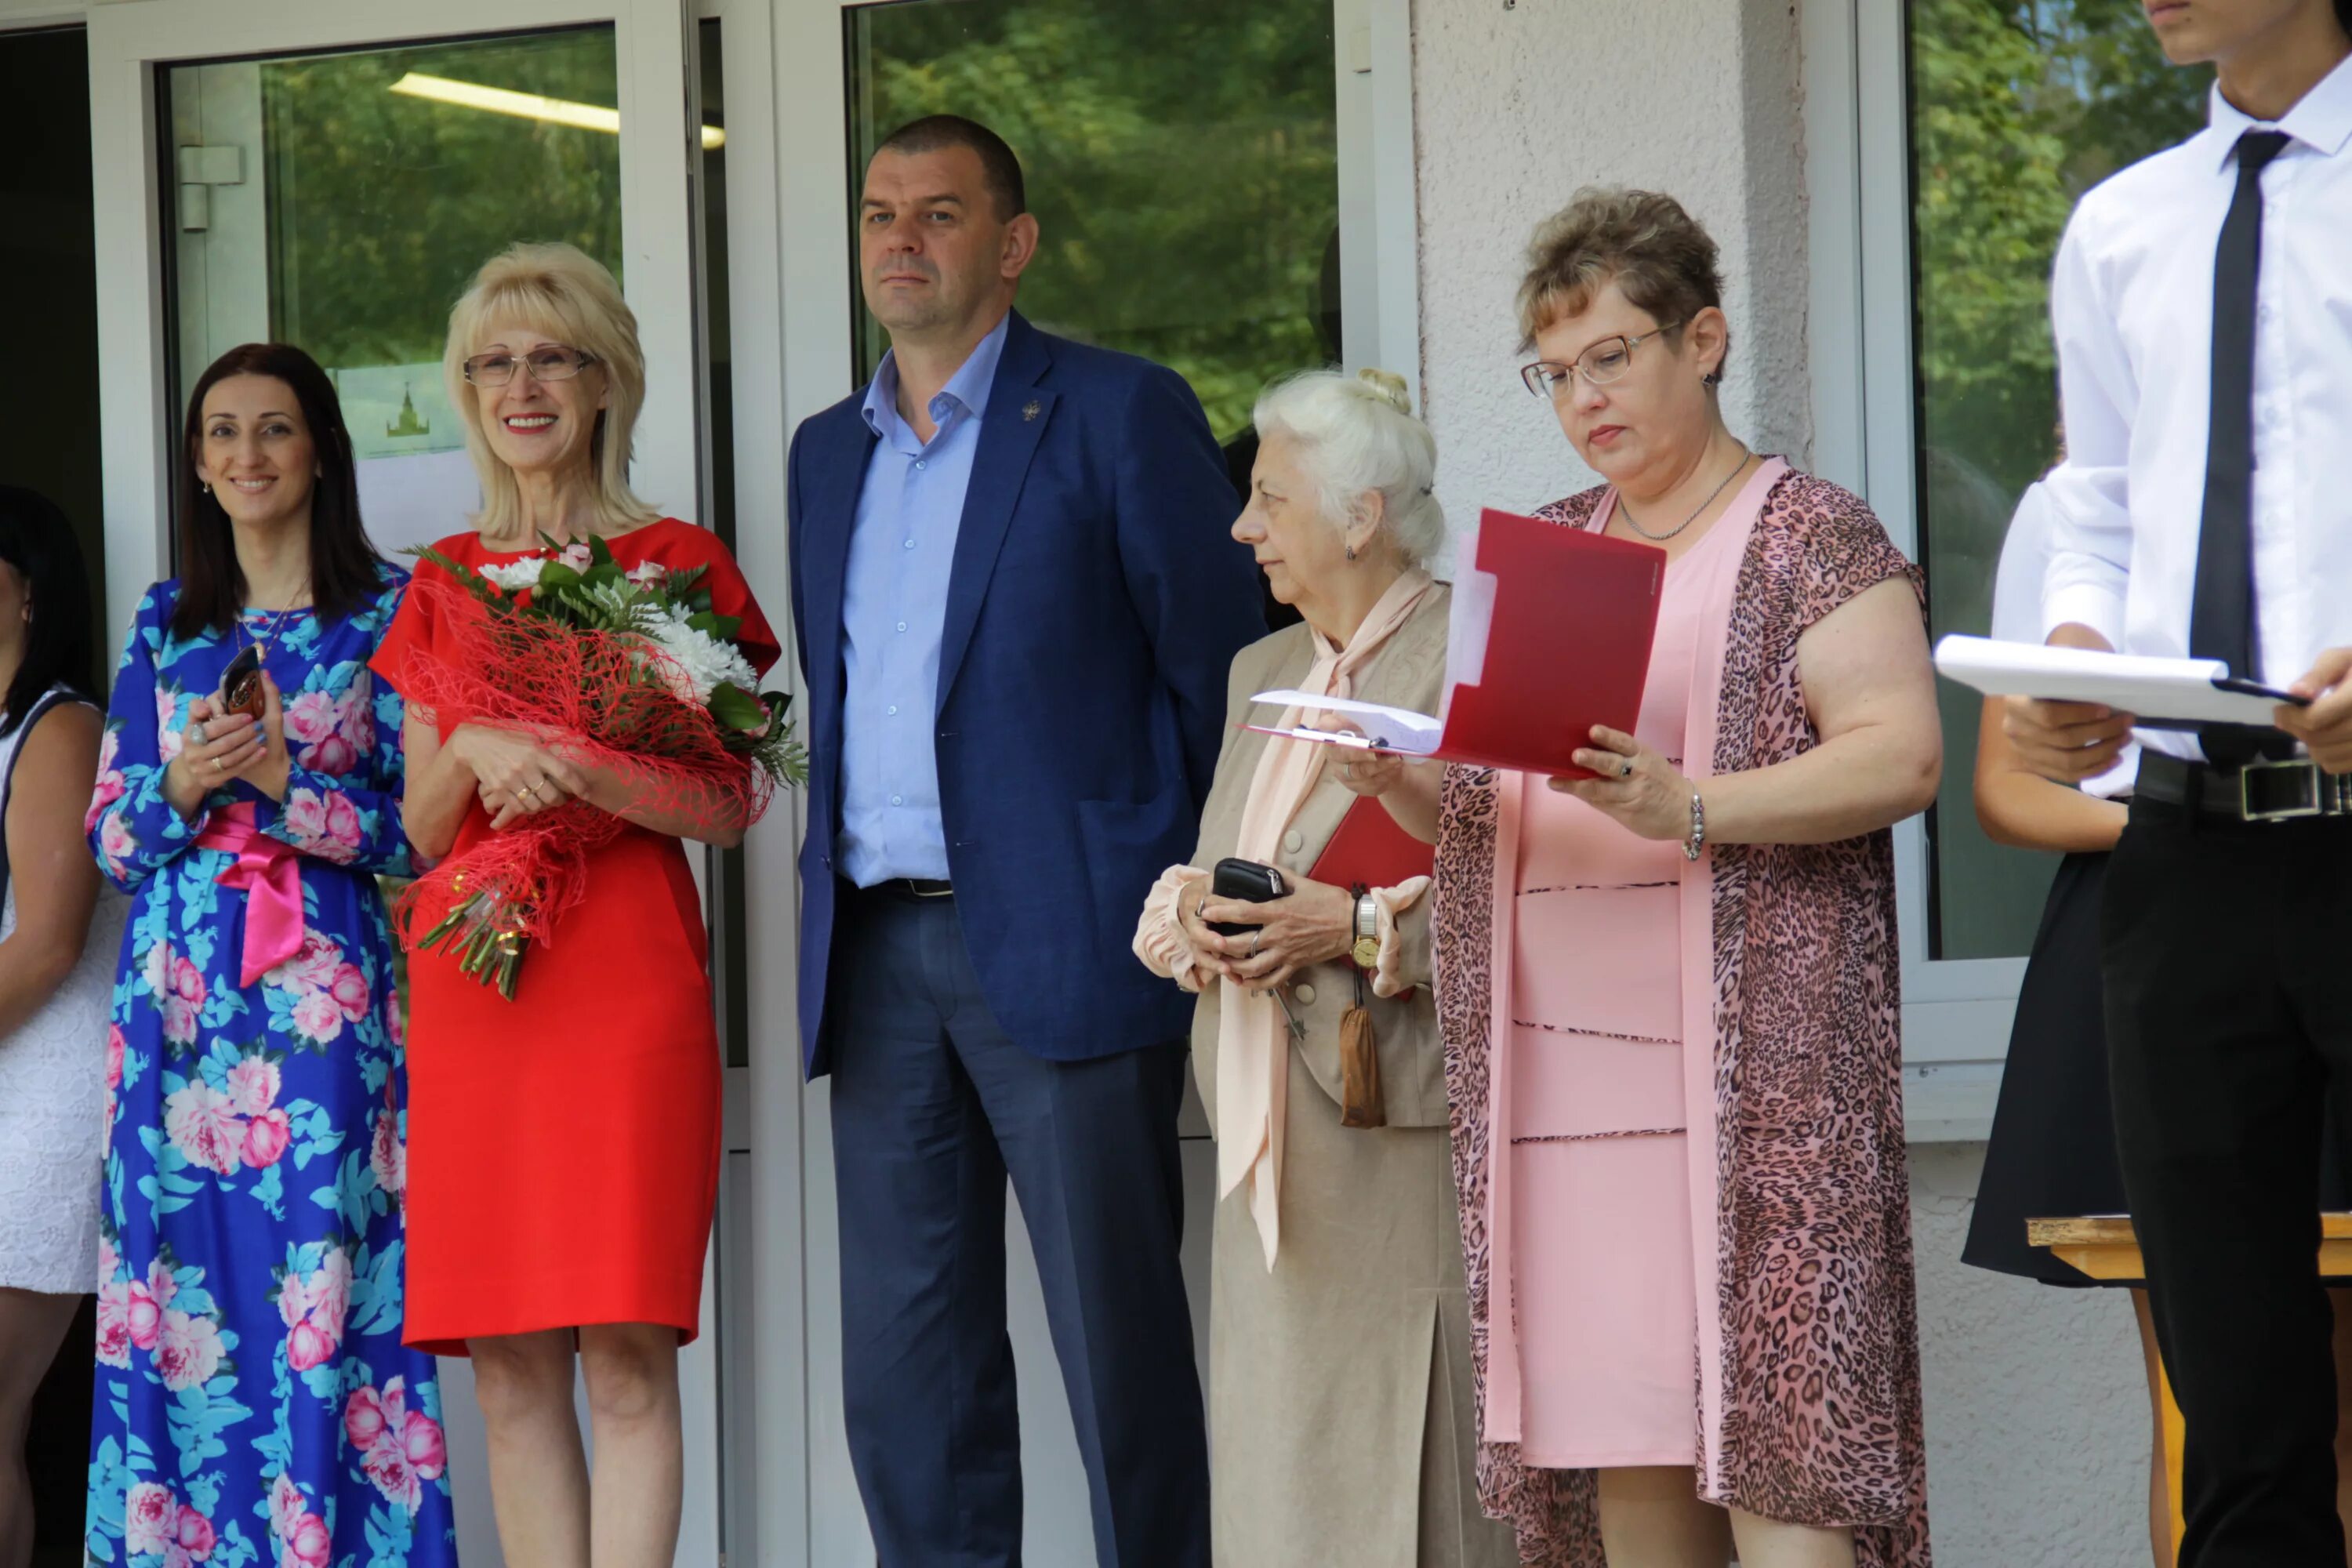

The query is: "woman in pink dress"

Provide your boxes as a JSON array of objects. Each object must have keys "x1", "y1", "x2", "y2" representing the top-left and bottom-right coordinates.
[{"x1": 1353, "y1": 189, "x2": 1941, "y2": 1566}]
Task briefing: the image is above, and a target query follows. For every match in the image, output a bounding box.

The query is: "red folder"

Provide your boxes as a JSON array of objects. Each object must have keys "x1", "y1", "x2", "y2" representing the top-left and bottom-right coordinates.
[
  {"x1": 1437, "y1": 507, "x2": 1664, "y2": 779},
  {"x1": 1248, "y1": 509, "x2": 1666, "y2": 780},
  {"x1": 1309, "y1": 797, "x2": 1434, "y2": 889}
]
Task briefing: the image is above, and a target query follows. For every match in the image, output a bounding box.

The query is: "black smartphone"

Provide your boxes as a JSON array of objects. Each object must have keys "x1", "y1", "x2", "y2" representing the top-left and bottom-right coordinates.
[
  {"x1": 1208, "y1": 857, "x2": 1287, "y2": 937},
  {"x1": 220, "y1": 644, "x2": 266, "y2": 720}
]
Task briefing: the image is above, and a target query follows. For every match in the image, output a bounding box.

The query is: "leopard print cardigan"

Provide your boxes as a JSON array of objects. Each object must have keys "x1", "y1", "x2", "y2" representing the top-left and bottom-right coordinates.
[{"x1": 1432, "y1": 470, "x2": 1933, "y2": 1567}]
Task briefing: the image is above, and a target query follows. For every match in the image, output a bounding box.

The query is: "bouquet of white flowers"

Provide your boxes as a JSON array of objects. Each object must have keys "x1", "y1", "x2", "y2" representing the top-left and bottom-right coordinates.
[{"x1": 392, "y1": 534, "x2": 805, "y2": 996}]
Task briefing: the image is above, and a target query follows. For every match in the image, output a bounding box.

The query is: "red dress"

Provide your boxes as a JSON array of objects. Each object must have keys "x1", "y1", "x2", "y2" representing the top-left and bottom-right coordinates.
[{"x1": 371, "y1": 519, "x2": 780, "y2": 1354}]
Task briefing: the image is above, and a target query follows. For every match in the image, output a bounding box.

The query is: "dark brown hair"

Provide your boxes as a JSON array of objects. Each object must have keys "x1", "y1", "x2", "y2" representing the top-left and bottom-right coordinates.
[
  {"x1": 1515, "y1": 187, "x2": 1729, "y2": 378},
  {"x1": 0, "y1": 486, "x2": 96, "y2": 736},
  {"x1": 173, "y1": 343, "x2": 384, "y2": 641},
  {"x1": 874, "y1": 114, "x2": 1027, "y2": 222}
]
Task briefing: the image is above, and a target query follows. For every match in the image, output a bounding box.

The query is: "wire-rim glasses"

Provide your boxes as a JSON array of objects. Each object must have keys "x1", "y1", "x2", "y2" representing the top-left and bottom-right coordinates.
[
  {"x1": 462, "y1": 344, "x2": 600, "y2": 387},
  {"x1": 1519, "y1": 320, "x2": 1684, "y2": 401}
]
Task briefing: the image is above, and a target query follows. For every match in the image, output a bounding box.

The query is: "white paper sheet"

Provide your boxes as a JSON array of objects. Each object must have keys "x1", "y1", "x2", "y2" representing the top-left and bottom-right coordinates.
[
  {"x1": 1933, "y1": 634, "x2": 2306, "y2": 727},
  {"x1": 1439, "y1": 545, "x2": 1497, "y2": 721},
  {"x1": 1247, "y1": 690, "x2": 1446, "y2": 755}
]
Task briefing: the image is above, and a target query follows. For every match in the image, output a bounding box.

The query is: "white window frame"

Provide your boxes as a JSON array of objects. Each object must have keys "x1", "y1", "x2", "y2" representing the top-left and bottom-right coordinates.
[
  {"x1": 752, "y1": 2, "x2": 1419, "y2": 1556},
  {"x1": 1804, "y1": 0, "x2": 2020, "y2": 1140}
]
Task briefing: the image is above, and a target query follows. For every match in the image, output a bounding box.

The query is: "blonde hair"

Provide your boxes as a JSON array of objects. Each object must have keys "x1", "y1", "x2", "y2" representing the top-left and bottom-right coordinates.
[
  {"x1": 443, "y1": 242, "x2": 660, "y2": 539},
  {"x1": 1251, "y1": 368, "x2": 1445, "y2": 567},
  {"x1": 1515, "y1": 187, "x2": 1728, "y2": 376}
]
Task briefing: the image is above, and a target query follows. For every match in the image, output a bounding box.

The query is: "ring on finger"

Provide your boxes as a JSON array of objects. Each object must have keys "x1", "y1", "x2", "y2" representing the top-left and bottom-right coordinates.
[
  {"x1": 1619, "y1": 757, "x2": 1634, "y2": 779},
  {"x1": 1249, "y1": 930, "x2": 1263, "y2": 957}
]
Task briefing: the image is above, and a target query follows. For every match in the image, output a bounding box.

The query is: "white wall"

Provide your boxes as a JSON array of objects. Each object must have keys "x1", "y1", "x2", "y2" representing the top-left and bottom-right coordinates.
[
  {"x1": 1409, "y1": 0, "x2": 1813, "y2": 528},
  {"x1": 1406, "y1": 4, "x2": 2149, "y2": 1563}
]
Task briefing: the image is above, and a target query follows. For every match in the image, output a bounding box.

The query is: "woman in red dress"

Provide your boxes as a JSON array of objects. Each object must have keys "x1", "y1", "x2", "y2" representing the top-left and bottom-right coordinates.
[{"x1": 372, "y1": 242, "x2": 778, "y2": 1568}]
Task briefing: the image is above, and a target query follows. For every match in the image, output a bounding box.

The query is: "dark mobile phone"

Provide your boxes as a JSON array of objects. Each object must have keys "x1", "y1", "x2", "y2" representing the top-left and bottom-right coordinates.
[
  {"x1": 1208, "y1": 857, "x2": 1287, "y2": 937},
  {"x1": 220, "y1": 644, "x2": 267, "y2": 720}
]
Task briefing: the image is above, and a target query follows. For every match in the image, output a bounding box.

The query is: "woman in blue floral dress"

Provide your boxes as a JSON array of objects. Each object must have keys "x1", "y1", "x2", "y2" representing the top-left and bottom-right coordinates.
[{"x1": 84, "y1": 344, "x2": 456, "y2": 1568}]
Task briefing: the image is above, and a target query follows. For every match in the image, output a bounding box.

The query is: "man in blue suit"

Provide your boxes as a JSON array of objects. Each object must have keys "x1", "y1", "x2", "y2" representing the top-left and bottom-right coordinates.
[{"x1": 786, "y1": 115, "x2": 1263, "y2": 1565}]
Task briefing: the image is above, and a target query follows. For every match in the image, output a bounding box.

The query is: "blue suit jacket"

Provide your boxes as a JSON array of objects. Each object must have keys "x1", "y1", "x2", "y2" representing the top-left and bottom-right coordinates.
[{"x1": 788, "y1": 311, "x2": 1265, "y2": 1076}]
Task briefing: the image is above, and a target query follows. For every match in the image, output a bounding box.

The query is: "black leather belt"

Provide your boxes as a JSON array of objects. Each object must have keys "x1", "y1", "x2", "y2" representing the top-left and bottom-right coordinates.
[
  {"x1": 2136, "y1": 750, "x2": 2352, "y2": 823},
  {"x1": 851, "y1": 877, "x2": 955, "y2": 901}
]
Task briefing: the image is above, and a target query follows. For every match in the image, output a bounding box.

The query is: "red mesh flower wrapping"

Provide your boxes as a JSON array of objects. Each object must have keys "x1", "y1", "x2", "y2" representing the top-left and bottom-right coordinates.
[{"x1": 387, "y1": 572, "x2": 775, "y2": 993}]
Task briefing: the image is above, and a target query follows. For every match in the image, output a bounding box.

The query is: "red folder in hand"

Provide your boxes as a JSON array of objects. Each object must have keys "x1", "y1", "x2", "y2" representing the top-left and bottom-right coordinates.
[
  {"x1": 1309, "y1": 797, "x2": 1434, "y2": 890},
  {"x1": 1249, "y1": 508, "x2": 1667, "y2": 780}
]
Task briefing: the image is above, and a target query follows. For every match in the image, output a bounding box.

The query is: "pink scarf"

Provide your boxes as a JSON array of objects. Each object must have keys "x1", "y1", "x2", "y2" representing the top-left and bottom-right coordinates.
[{"x1": 1221, "y1": 567, "x2": 1436, "y2": 1267}]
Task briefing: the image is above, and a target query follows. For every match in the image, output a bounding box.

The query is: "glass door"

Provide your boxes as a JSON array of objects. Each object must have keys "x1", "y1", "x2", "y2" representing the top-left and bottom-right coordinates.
[
  {"x1": 165, "y1": 27, "x2": 637, "y2": 561},
  {"x1": 88, "y1": 0, "x2": 702, "y2": 640},
  {"x1": 87, "y1": 2, "x2": 715, "y2": 1562}
]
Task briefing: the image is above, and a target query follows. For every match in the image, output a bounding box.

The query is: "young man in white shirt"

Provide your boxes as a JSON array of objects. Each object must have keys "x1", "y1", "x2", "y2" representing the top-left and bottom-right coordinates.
[{"x1": 2005, "y1": 2, "x2": 2352, "y2": 1563}]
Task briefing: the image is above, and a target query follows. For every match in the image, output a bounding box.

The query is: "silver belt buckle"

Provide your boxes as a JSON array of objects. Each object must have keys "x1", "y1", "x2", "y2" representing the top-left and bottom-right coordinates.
[{"x1": 2238, "y1": 757, "x2": 2328, "y2": 822}]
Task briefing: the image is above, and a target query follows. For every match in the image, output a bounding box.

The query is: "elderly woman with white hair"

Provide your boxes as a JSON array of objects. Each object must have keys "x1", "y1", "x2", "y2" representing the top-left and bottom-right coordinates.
[{"x1": 1134, "y1": 368, "x2": 1514, "y2": 1568}]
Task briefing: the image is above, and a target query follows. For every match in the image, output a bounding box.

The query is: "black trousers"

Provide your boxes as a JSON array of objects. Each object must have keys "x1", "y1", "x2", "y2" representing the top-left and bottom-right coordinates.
[{"x1": 2104, "y1": 796, "x2": 2352, "y2": 1567}]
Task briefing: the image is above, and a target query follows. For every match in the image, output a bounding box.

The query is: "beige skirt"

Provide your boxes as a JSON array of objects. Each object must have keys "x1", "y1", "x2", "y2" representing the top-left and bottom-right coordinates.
[{"x1": 1206, "y1": 1045, "x2": 1519, "y2": 1568}]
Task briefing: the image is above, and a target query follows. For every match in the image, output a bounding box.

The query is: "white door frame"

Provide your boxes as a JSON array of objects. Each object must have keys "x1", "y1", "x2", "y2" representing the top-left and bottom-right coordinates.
[
  {"x1": 685, "y1": 0, "x2": 815, "y2": 1561},
  {"x1": 82, "y1": 3, "x2": 725, "y2": 1560}
]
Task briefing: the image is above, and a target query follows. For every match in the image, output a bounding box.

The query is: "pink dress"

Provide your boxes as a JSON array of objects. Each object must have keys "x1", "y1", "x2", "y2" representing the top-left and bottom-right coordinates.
[{"x1": 1506, "y1": 507, "x2": 1733, "y2": 1468}]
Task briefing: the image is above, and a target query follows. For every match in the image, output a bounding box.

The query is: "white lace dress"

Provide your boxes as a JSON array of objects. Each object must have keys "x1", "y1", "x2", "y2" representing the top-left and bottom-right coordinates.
[{"x1": 0, "y1": 693, "x2": 126, "y2": 1293}]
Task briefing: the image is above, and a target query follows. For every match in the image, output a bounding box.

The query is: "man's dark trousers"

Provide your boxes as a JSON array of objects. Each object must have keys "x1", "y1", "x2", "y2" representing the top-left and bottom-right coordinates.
[
  {"x1": 828, "y1": 882, "x2": 1207, "y2": 1567},
  {"x1": 2105, "y1": 799, "x2": 2352, "y2": 1566}
]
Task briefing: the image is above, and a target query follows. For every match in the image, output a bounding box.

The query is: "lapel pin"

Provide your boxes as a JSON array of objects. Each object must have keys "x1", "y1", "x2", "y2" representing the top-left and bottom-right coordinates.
[{"x1": 1022, "y1": 400, "x2": 1041, "y2": 422}]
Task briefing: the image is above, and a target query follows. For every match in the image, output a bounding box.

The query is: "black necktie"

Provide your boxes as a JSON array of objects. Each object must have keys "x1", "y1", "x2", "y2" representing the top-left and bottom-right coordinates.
[{"x1": 2192, "y1": 129, "x2": 2292, "y2": 766}]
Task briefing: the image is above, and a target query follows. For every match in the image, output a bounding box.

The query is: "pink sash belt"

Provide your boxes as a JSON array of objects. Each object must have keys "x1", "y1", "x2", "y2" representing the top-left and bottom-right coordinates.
[{"x1": 195, "y1": 802, "x2": 305, "y2": 987}]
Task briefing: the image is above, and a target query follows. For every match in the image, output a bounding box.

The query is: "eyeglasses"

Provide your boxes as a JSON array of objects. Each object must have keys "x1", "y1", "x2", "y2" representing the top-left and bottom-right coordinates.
[
  {"x1": 1519, "y1": 321, "x2": 1684, "y2": 401},
  {"x1": 462, "y1": 344, "x2": 599, "y2": 387}
]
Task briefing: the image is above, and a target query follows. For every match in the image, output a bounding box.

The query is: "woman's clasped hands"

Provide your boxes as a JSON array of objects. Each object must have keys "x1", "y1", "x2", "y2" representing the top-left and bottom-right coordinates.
[
  {"x1": 164, "y1": 671, "x2": 290, "y2": 818},
  {"x1": 449, "y1": 722, "x2": 592, "y2": 831},
  {"x1": 1176, "y1": 873, "x2": 1356, "y2": 994}
]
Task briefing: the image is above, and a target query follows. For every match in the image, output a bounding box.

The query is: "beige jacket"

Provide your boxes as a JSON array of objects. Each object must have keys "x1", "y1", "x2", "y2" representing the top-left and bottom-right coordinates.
[{"x1": 1181, "y1": 586, "x2": 1450, "y2": 1129}]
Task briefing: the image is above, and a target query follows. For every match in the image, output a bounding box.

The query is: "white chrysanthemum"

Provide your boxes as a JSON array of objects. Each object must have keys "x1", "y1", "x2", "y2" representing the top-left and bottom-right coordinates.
[
  {"x1": 640, "y1": 608, "x2": 759, "y2": 707},
  {"x1": 480, "y1": 557, "x2": 548, "y2": 591}
]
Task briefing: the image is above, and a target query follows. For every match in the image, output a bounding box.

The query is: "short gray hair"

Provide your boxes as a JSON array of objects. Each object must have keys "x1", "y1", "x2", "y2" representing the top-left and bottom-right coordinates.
[{"x1": 1250, "y1": 368, "x2": 1444, "y2": 567}]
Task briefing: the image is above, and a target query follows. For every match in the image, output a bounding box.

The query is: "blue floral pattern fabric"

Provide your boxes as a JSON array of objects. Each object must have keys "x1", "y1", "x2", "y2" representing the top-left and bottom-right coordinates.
[{"x1": 83, "y1": 569, "x2": 457, "y2": 1568}]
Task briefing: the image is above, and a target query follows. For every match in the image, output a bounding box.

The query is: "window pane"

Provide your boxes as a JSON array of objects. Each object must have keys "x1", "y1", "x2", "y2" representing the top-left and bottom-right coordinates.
[
  {"x1": 166, "y1": 28, "x2": 624, "y2": 557},
  {"x1": 845, "y1": 0, "x2": 1341, "y2": 445},
  {"x1": 1906, "y1": 0, "x2": 2205, "y2": 960}
]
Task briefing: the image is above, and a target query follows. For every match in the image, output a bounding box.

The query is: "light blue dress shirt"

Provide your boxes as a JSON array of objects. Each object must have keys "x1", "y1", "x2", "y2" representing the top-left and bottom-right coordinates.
[{"x1": 837, "y1": 312, "x2": 1011, "y2": 886}]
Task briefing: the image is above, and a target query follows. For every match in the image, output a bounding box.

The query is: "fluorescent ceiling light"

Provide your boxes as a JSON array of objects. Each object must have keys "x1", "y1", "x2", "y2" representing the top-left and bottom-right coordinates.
[{"x1": 390, "y1": 71, "x2": 724, "y2": 150}]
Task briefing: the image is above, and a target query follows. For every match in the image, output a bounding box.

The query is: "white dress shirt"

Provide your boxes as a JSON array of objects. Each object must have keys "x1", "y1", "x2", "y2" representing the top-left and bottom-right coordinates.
[
  {"x1": 2041, "y1": 53, "x2": 2352, "y2": 762},
  {"x1": 1994, "y1": 481, "x2": 2138, "y2": 795}
]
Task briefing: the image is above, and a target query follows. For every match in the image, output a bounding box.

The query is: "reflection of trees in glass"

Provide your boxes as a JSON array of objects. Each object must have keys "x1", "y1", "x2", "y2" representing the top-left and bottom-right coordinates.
[
  {"x1": 1911, "y1": 0, "x2": 2205, "y2": 522},
  {"x1": 851, "y1": 0, "x2": 1339, "y2": 441},
  {"x1": 1908, "y1": 0, "x2": 2205, "y2": 960},
  {"x1": 263, "y1": 31, "x2": 624, "y2": 372}
]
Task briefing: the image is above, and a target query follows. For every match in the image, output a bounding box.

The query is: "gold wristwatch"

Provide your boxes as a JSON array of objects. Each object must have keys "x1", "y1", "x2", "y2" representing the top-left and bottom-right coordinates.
[{"x1": 1350, "y1": 891, "x2": 1381, "y2": 970}]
